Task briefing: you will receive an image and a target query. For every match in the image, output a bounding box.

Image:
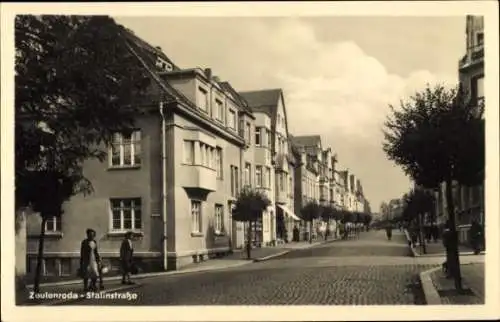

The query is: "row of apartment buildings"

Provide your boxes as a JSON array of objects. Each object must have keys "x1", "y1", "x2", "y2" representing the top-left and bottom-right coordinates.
[{"x1": 21, "y1": 25, "x2": 370, "y2": 277}]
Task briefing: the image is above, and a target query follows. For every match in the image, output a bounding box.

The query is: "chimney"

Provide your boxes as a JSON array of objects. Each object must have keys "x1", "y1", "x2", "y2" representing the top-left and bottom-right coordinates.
[
  {"x1": 155, "y1": 46, "x2": 162, "y2": 51},
  {"x1": 212, "y1": 76, "x2": 221, "y2": 83},
  {"x1": 204, "y1": 68, "x2": 212, "y2": 80}
]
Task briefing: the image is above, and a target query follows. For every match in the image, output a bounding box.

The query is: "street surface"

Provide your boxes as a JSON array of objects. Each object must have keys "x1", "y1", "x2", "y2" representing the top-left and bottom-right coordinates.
[{"x1": 73, "y1": 230, "x2": 436, "y2": 305}]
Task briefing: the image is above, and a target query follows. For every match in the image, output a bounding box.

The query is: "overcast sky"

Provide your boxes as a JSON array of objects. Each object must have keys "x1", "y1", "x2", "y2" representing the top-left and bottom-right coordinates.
[{"x1": 114, "y1": 16, "x2": 466, "y2": 212}]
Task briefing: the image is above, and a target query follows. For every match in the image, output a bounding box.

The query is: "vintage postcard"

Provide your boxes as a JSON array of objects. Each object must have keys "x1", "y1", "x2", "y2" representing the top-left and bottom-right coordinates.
[{"x1": 1, "y1": 1, "x2": 499, "y2": 322}]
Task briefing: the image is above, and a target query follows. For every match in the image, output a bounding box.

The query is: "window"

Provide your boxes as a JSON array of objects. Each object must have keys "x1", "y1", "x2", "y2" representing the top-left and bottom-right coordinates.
[
  {"x1": 184, "y1": 140, "x2": 194, "y2": 164},
  {"x1": 239, "y1": 119, "x2": 245, "y2": 137},
  {"x1": 245, "y1": 122, "x2": 251, "y2": 143},
  {"x1": 198, "y1": 87, "x2": 209, "y2": 113},
  {"x1": 191, "y1": 200, "x2": 202, "y2": 233},
  {"x1": 230, "y1": 165, "x2": 239, "y2": 197},
  {"x1": 279, "y1": 173, "x2": 285, "y2": 191},
  {"x1": 255, "y1": 166, "x2": 263, "y2": 187},
  {"x1": 267, "y1": 129, "x2": 272, "y2": 147},
  {"x1": 255, "y1": 127, "x2": 261, "y2": 146},
  {"x1": 110, "y1": 130, "x2": 141, "y2": 167},
  {"x1": 43, "y1": 258, "x2": 58, "y2": 276},
  {"x1": 45, "y1": 216, "x2": 61, "y2": 232},
  {"x1": 228, "y1": 109, "x2": 236, "y2": 129},
  {"x1": 289, "y1": 177, "x2": 293, "y2": 195},
  {"x1": 476, "y1": 32, "x2": 484, "y2": 46},
  {"x1": 60, "y1": 258, "x2": 72, "y2": 276},
  {"x1": 215, "y1": 99, "x2": 224, "y2": 122},
  {"x1": 110, "y1": 198, "x2": 142, "y2": 231},
  {"x1": 244, "y1": 163, "x2": 251, "y2": 187},
  {"x1": 471, "y1": 75, "x2": 484, "y2": 105},
  {"x1": 214, "y1": 204, "x2": 224, "y2": 234},
  {"x1": 265, "y1": 167, "x2": 271, "y2": 188},
  {"x1": 216, "y1": 147, "x2": 223, "y2": 179}
]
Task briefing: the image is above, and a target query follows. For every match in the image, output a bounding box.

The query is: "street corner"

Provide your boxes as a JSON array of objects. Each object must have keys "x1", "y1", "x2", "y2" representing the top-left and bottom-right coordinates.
[{"x1": 419, "y1": 266, "x2": 442, "y2": 305}]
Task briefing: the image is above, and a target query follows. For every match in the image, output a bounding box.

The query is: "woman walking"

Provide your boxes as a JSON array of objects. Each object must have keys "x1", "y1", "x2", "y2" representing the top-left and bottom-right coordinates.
[
  {"x1": 79, "y1": 228, "x2": 101, "y2": 292},
  {"x1": 120, "y1": 231, "x2": 135, "y2": 285}
]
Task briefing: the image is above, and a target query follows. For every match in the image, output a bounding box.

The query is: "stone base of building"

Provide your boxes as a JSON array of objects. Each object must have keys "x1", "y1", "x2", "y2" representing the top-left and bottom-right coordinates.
[{"x1": 166, "y1": 246, "x2": 232, "y2": 271}]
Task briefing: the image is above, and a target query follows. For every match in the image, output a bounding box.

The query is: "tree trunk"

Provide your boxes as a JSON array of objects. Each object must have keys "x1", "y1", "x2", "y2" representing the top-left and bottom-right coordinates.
[
  {"x1": 245, "y1": 221, "x2": 252, "y2": 260},
  {"x1": 33, "y1": 216, "x2": 47, "y2": 293},
  {"x1": 309, "y1": 220, "x2": 312, "y2": 243},
  {"x1": 418, "y1": 213, "x2": 427, "y2": 254},
  {"x1": 445, "y1": 178, "x2": 463, "y2": 290}
]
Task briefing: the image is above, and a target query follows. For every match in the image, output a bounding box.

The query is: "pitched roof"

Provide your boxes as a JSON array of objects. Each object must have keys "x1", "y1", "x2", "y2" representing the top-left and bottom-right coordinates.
[
  {"x1": 219, "y1": 82, "x2": 254, "y2": 116},
  {"x1": 291, "y1": 135, "x2": 322, "y2": 148},
  {"x1": 122, "y1": 27, "x2": 180, "y2": 71},
  {"x1": 238, "y1": 89, "x2": 282, "y2": 115}
]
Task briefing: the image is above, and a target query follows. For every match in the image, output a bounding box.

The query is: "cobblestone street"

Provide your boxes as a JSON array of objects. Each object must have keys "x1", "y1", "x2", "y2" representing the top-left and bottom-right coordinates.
[{"x1": 73, "y1": 230, "x2": 435, "y2": 305}]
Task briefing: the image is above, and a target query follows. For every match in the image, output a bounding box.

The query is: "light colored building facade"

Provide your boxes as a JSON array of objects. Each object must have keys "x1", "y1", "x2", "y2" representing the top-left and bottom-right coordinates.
[
  {"x1": 291, "y1": 138, "x2": 320, "y2": 240},
  {"x1": 239, "y1": 89, "x2": 300, "y2": 244},
  {"x1": 435, "y1": 15, "x2": 485, "y2": 244}
]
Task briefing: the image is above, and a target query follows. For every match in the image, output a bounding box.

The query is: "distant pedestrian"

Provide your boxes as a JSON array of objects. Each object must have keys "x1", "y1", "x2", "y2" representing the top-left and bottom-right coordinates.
[
  {"x1": 120, "y1": 231, "x2": 135, "y2": 285},
  {"x1": 385, "y1": 225, "x2": 392, "y2": 241},
  {"x1": 79, "y1": 228, "x2": 101, "y2": 292},
  {"x1": 469, "y1": 219, "x2": 483, "y2": 255}
]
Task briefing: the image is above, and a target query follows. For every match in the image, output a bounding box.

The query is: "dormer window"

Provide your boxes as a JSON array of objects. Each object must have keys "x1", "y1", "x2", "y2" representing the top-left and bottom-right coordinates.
[
  {"x1": 198, "y1": 87, "x2": 209, "y2": 113},
  {"x1": 156, "y1": 57, "x2": 173, "y2": 72}
]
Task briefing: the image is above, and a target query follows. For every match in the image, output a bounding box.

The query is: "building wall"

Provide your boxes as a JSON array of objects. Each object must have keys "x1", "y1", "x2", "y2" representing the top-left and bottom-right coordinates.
[
  {"x1": 26, "y1": 112, "x2": 165, "y2": 275},
  {"x1": 253, "y1": 112, "x2": 276, "y2": 245},
  {"x1": 168, "y1": 112, "x2": 241, "y2": 268}
]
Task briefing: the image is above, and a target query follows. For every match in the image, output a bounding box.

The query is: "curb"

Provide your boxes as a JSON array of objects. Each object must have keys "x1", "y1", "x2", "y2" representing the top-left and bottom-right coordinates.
[
  {"x1": 419, "y1": 266, "x2": 442, "y2": 305},
  {"x1": 253, "y1": 250, "x2": 290, "y2": 262},
  {"x1": 414, "y1": 251, "x2": 486, "y2": 258},
  {"x1": 26, "y1": 261, "x2": 252, "y2": 289}
]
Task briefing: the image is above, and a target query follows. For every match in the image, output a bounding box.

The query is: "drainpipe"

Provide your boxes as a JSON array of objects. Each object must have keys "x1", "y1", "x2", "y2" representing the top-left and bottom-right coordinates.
[{"x1": 159, "y1": 101, "x2": 168, "y2": 270}]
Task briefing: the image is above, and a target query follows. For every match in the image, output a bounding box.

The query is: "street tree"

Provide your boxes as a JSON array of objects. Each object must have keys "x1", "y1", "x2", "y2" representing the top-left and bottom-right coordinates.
[
  {"x1": 300, "y1": 201, "x2": 323, "y2": 243},
  {"x1": 232, "y1": 187, "x2": 271, "y2": 259},
  {"x1": 15, "y1": 15, "x2": 151, "y2": 292},
  {"x1": 383, "y1": 84, "x2": 484, "y2": 290},
  {"x1": 402, "y1": 188, "x2": 436, "y2": 254}
]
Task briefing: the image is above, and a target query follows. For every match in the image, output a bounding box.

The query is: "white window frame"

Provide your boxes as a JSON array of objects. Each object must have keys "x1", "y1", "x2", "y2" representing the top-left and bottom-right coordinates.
[
  {"x1": 198, "y1": 87, "x2": 209, "y2": 113},
  {"x1": 183, "y1": 140, "x2": 195, "y2": 164},
  {"x1": 255, "y1": 127, "x2": 261, "y2": 147},
  {"x1": 215, "y1": 99, "x2": 224, "y2": 122},
  {"x1": 255, "y1": 166, "x2": 263, "y2": 187},
  {"x1": 45, "y1": 216, "x2": 61, "y2": 233},
  {"x1": 244, "y1": 163, "x2": 251, "y2": 187},
  {"x1": 191, "y1": 200, "x2": 202, "y2": 234},
  {"x1": 228, "y1": 109, "x2": 236, "y2": 129},
  {"x1": 265, "y1": 167, "x2": 271, "y2": 188},
  {"x1": 216, "y1": 147, "x2": 223, "y2": 179},
  {"x1": 110, "y1": 198, "x2": 142, "y2": 232},
  {"x1": 214, "y1": 204, "x2": 224, "y2": 234},
  {"x1": 109, "y1": 130, "x2": 141, "y2": 168},
  {"x1": 245, "y1": 122, "x2": 251, "y2": 143}
]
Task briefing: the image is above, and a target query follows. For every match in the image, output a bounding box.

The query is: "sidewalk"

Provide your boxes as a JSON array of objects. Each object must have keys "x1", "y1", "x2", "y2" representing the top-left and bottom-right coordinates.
[
  {"x1": 227, "y1": 237, "x2": 339, "y2": 261},
  {"x1": 403, "y1": 229, "x2": 485, "y2": 257},
  {"x1": 420, "y1": 263, "x2": 484, "y2": 305}
]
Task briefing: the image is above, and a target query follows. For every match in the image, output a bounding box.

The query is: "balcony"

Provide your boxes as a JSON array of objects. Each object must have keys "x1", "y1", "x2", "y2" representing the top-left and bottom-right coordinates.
[
  {"x1": 274, "y1": 153, "x2": 288, "y2": 170},
  {"x1": 459, "y1": 45, "x2": 484, "y2": 71},
  {"x1": 180, "y1": 164, "x2": 217, "y2": 192}
]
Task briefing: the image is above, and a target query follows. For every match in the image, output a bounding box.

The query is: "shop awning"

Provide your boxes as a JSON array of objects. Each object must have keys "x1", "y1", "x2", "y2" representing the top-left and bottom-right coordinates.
[{"x1": 277, "y1": 204, "x2": 301, "y2": 221}]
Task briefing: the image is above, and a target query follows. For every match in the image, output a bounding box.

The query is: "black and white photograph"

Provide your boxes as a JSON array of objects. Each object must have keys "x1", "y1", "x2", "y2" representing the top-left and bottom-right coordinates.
[{"x1": 1, "y1": 1, "x2": 499, "y2": 321}]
